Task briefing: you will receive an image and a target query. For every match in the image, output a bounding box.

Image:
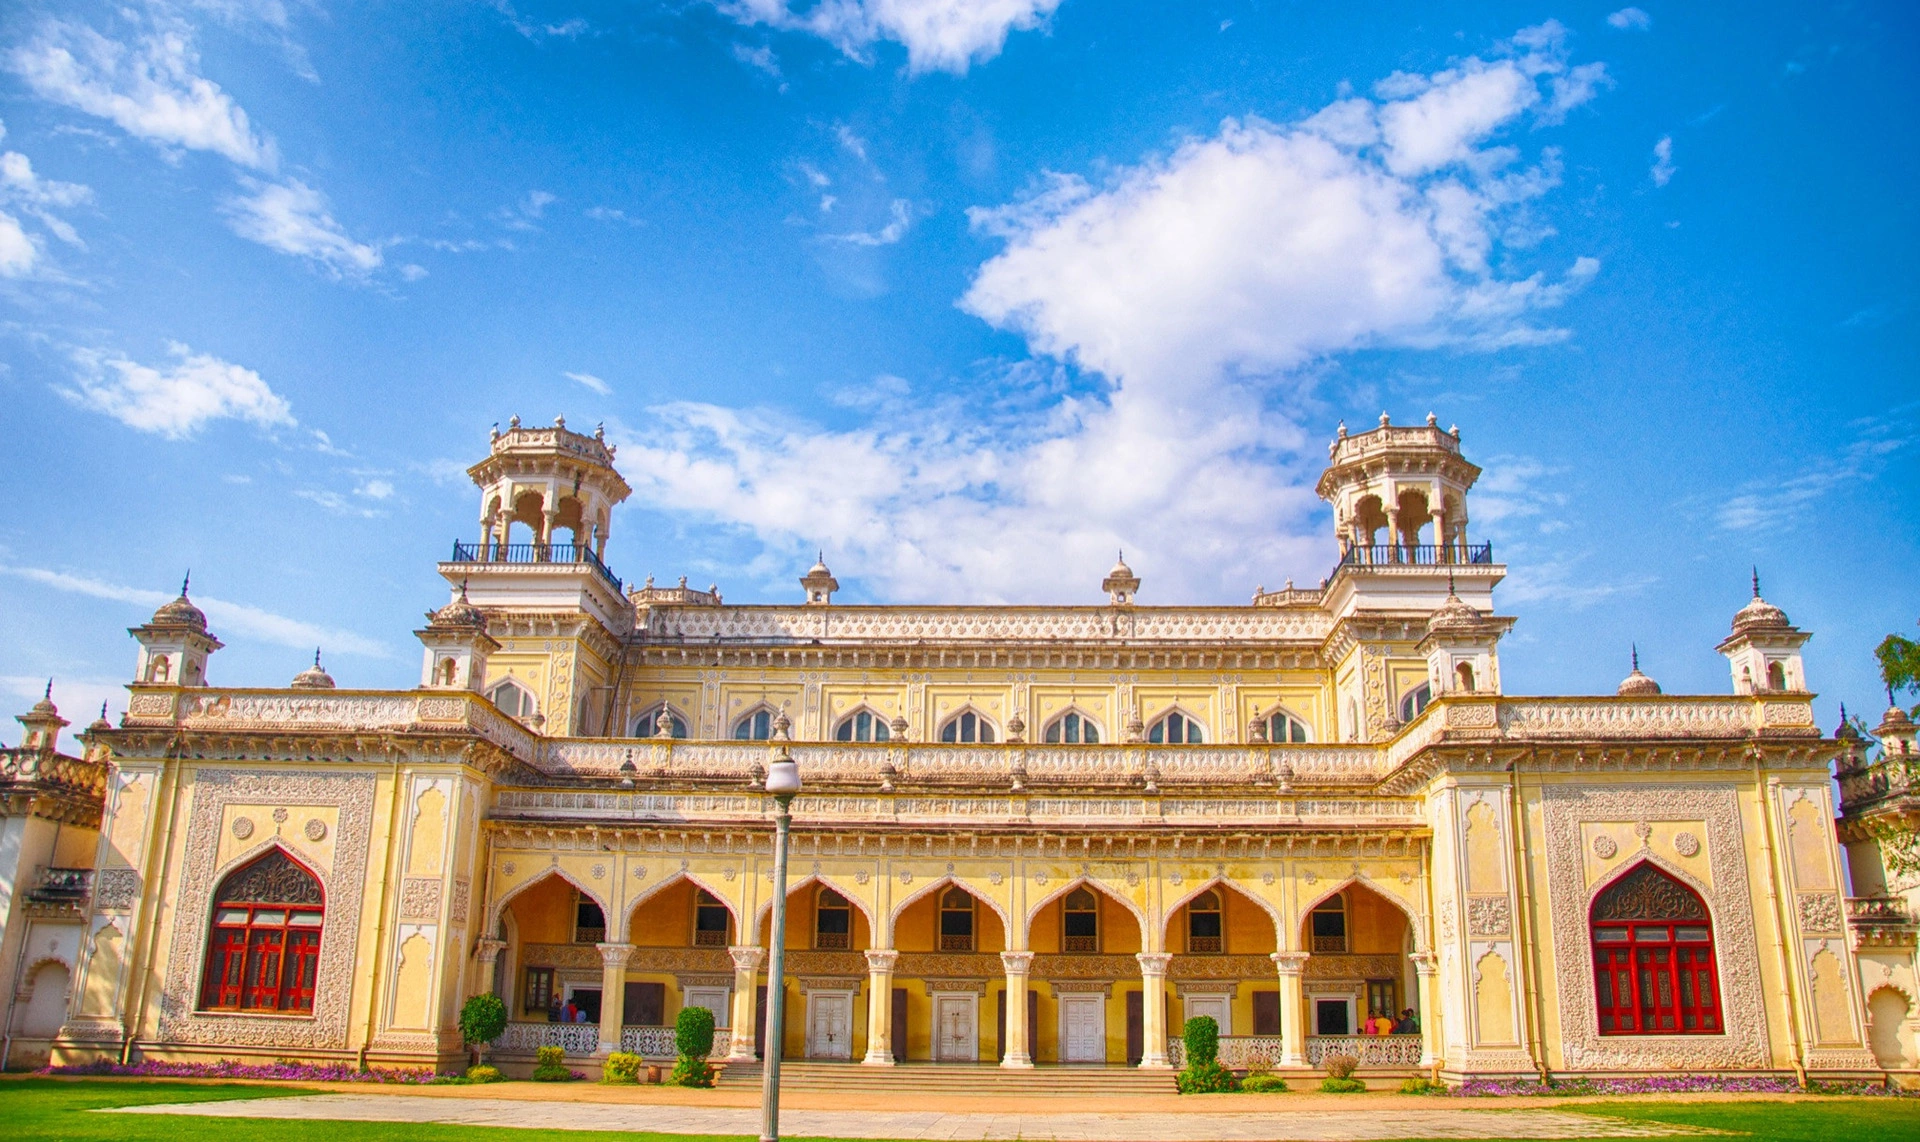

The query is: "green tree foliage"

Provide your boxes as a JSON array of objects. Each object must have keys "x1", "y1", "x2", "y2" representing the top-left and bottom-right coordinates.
[
  {"x1": 668, "y1": 1006, "x2": 716, "y2": 1088},
  {"x1": 1878, "y1": 629, "x2": 1920, "y2": 712},
  {"x1": 1175, "y1": 1015, "x2": 1238, "y2": 1093},
  {"x1": 458, "y1": 994, "x2": 507, "y2": 1051}
]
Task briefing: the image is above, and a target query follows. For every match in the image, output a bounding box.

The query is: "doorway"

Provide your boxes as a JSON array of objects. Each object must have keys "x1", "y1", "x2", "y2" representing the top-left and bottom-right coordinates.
[
  {"x1": 807, "y1": 991, "x2": 853, "y2": 1059},
  {"x1": 933, "y1": 993, "x2": 978, "y2": 1061},
  {"x1": 1060, "y1": 994, "x2": 1106, "y2": 1063},
  {"x1": 1315, "y1": 997, "x2": 1353, "y2": 1035}
]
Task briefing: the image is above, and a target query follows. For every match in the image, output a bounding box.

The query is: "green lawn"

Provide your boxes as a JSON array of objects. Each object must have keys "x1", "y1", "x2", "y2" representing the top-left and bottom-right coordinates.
[{"x1": 1563, "y1": 1098, "x2": 1920, "y2": 1142}]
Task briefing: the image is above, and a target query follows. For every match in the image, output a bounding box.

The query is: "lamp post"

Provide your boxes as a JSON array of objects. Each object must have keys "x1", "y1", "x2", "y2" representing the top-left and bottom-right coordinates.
[{"x1": 759, "y1": 736, "x2": 801, "y2": 1142}]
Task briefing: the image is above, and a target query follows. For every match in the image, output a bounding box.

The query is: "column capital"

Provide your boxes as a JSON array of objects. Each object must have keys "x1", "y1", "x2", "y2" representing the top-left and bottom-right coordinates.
[
  {"x1": 1000, "y1": 951, "x2": 1034, "y2": 974},
  {"x1": 475, "y1": 938, "x2": 507, "y2": 965},
  {"x1": 864, "y1": 948, "x2": 900, "y2": 972},
  {"x1": 1135, "y1": 952, "x2": 1172, "y2": 976},
  {"x1": 728, "y1": 945, "x2": 766, "y2": 973},
  {"x1": 596, "y1": 941, "x2": 635, "y2": 968},
  {"x1": 1270, "y1": 950, "x2": 1310, "y2": 975},
  {"x1": 1410, "y1": 951, "x2": 1438, "y2": 976}
]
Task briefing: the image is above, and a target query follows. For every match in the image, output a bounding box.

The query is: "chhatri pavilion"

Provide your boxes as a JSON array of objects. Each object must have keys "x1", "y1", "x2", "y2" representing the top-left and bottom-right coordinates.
[{"x1": 1, "y1": 412, "x2": 1913, "y2": 1085}]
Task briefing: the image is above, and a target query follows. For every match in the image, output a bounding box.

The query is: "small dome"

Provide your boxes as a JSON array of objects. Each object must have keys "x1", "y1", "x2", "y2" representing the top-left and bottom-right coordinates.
[
  {"x1": 1731, "y1": 595, "x2": 1790, "y2": 633},
  {"x1": 290, "y1": 650, "x2": 335, "y2": 690},
  {"x1": 427, "y1": 582, "x2": 488, "y2": 631},
  {"x1": 807, "y1": 553, "x2": 833, "y2": 577},
  {"x1": 88, "y1": 701, "x2": 111, "y2": 732},
  {"x1": 151, "y1": 591, "x2": 208, "y2": 631},
  {"x1": 1108, "y1": 554, "x2": 1133, "y2": 578},
  {"x1": 1617, "y1": 668, "x2": 1662, "y2": 697},
  {"x1": 1426, "y1": 592, "x2": 1482, "y2": 634},
  {"x1": 29, "y1": 681, "x2": 58, "y2": 717},
  {"x1": 1881, "y1": 705, "x2": 1915, "y2": 732}
]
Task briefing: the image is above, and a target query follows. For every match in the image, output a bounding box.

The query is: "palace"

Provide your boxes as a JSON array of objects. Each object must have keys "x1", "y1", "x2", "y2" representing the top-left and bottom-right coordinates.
[{"x1": 2, "y1": 413, "x2": 1915, "y2": 1085}]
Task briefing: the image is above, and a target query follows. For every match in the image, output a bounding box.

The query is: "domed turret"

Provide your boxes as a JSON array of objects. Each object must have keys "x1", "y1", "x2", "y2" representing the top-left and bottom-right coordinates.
[
  {"x1": 129, "y1": 574, "x2": 222, "y2": 687},
  {"x1": 801, "y1": 552, "x2": 839, "y2": 605},
  {"x1": 1425, "y1": 590, "x2": 1484, "y2": 635},
  {"x1": 1617, "y1": 646, "x2": 1662, "y2": 697},
  {"x1": 15, "y1": 681, "x2": 67, "y2": 752},
  {"x1": 428, "y1": 580, "x2": 488, "y2": 632},
  {"x1": 1716, "y1": 569, "x2": 1809, "y2": 695},
  {"x1": 150, "y1": 574, "x2": 209, "y2": 631},
  {"x1": 1102, "y1": 552, "x2": 1141, "y2": 606},
  {"x1": 290, "y1": 649, "x2": 336, "y2": 690},
  {"x1": 415, "y1": 580, "x2": 500, "y2": 693}
]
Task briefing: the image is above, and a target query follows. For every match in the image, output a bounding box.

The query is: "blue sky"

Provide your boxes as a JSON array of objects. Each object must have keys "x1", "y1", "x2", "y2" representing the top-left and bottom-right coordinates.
[{"x1": 0, "y1": 1, "x2": 1913, "y2": 741}]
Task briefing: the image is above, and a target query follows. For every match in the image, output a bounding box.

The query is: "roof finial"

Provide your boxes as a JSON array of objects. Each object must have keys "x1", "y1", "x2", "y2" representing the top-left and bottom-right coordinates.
[
  {"x1": 459, "y1": 576, "x2": 471, "y2": 601},
  {"x1": 1751, "y1": 566, "x2": 1761, "y2": 598},
  {"x1": 1631, "y1": 643, "x2": 1640, "y2": 671},
  {"x1": 44, "y1": 678, "x2": 53, "y2": 700},
  {"x1": 313, "y1": 648, "x2": 323, "y2": 667},
  {"x1": 1445, "y1": 563, "x2": 1457, "y2": 597},
  {"x1": 181, "y1": 570, "x2": 191, "y2": 597}
]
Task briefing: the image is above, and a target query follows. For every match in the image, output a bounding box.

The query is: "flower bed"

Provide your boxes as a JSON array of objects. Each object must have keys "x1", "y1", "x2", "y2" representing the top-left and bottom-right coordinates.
[
  {"x1": 41, "y1": 1059, "x2": 441, "y2": 1084},
  {"x1": 1453, "y1": 1075, "x2": 1907, "y2": 1098}
]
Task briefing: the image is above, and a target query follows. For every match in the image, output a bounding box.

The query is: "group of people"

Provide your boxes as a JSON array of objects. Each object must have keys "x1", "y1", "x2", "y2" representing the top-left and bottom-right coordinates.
[
  {"x1": 1362, "y1": 1008, "x2": 1419, "y2": 1035},
  {"x1": 549, "y1": 998, "x2": 593, "y2": 1023}
]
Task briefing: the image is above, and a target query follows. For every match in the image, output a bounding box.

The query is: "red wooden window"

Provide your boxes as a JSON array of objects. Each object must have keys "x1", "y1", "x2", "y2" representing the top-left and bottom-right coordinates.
[
  {"x1": 1590, "y1": 862, "x2": 1720, "y2": 1035},
  {"x1": 199, "y1": 848, "x2": 325, "y2": 1014}
]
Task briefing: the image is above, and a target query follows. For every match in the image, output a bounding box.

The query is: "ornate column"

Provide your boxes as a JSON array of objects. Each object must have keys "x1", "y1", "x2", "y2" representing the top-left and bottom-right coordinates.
[
  {"x1": 595, "y1": 942, "x2": 633, "y2": 1054},
  {"x1": 1000, "y1": 951, "x2": 1034, "y2": 1068},
  {"x1": 1271, "y1": 951, "x2": 1309, "y2": 1067},
  {"x1": 863, "y1": 949, "x2": 899, "y2": 1065},
  {"x1": 1411, "y1": 951, "x2": 1440, "y2": 1068},
  {"x1": 1429, "y1": 509, "x2": 1447, "y2": 558},
  {"x1": 727, "y1": 946, "x2": 763, "y2": 1061},
  {"x1": 475, "y1": 937, "x2": 507, "y2": 999},
  {"x1": 1386, "y1": 507, "x2": 1403, "y2": 560},
  {"x1": 1136, "y1": 952, "x2": 1172, "y2": 1068}
]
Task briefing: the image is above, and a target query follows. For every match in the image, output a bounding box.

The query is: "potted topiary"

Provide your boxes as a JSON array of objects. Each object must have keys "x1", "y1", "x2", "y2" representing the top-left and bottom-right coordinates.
[
  {"x1": 458, "y1": 993, "x2": 508, "y2": 1081},
  {"x1": 1174, "y1": 1015, "x2": 1239, "y2": 1094},
  {"x1": 668, "y1": 1006, "x2": 716, "y2": 1088}
]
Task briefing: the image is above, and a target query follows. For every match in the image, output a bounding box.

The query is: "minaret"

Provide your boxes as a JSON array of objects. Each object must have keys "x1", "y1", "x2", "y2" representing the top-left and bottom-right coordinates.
[
  {"x1": 1102, "y1": 553, "x2": 1141, "y2": 606},
  {"x1": 1715, "y1": 570, "x2": 1809, "y2": 694},
  {"x1": 801, "y1": 553, "x2": 839, "y2": 606},
  {"x1": 128, "y1": 575, "x2": 223, "y2": 687},
  {"x1": 15, "y1": 682, "x2": 67, "y2": 753}
]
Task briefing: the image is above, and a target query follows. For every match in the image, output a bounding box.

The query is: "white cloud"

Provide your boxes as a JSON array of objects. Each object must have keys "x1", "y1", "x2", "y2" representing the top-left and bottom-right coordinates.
[
  {"x1": 1712, "y1": 414, "x2": 1910, "y2": 533},
  {"x1": 224, "y1": 177, "x2": 383, "y2": 277},
  {"x1": 824, "y1": 198, "x2": 912, "y2": 246},
  {"x1": 0, "y1": 565, "x2": 391, "y2": 659},
  {"x1": 7, "y1": 22, "x2": 276, "y2": 169},
  {"x1": 718, "y1": 0, "x2": 1062, "y2": 75},
  {"x1": 295, "y1": 488, "x2": 384, "y2": 518},
  {"x1": 611, "y1": 29, "x2": 1606, "y2": 604},
  {"x1": 0, "y1": 130, "x2": 92, "y2": 276},
  {"x1": 1607, "y1": 8, "x2": 1652, "y2": 32},
  {"x1": 61, "y1": 342, "x2": 295, "y2": 439},
  {"x1": 566, "y1": 370, "x2": 612, "y2": 395},
  {"x1": 1650, "y1": 135, "x2": 1675, "y2": 187},
  {"x1": 355, "y1": 478, "x2": 395, "y2": 500},
  {"x1": 400, "y1": 263, "x2": 428, "y2": 281},
  {"x1": 0, "y1": 211, "x2": 36, "y2": 277},
  {"x1": 732, "y1": 41, "x2": 784, "y2": 81}
]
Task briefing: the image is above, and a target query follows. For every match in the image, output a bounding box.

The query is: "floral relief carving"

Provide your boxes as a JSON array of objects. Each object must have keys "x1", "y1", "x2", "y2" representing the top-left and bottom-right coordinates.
[
  {"x1": 1797, "y1": 892, "x2": 1843, "y2": 934},
  {"x1": 1592, "y1": 864, "x2": 1707, "y2": 922},
  {"x1": 304, "y1": 818, "x2": 328, "y2": 842},
  {"x1": 157, "y1": 770, "x2": 376, "y2": 1050},
  {"x1": 1467, "y1": 896, "x2": 1512, "y2": 937},
  {"x1": 1673, "y1": 831, "x2": 1700, "y2": 858},
  {"x1": 1592, "y1": 835, "x2": 1617, "y2": 860},
  {"x1": 230, "y1": 816, "x2": 254, "y2": 841},
  {"x1": 93, "y1": 869, "x2": 141, "y2": 912},
  {"x1": 399, "y1": 878, "x2": 442, "y2": 920},
  {"x1": 1543, "y1": 786, "x2": 1767, "y2": 1069},
  {"x1": 449, "y1": 878, "x2": 470, "y2": 925}
]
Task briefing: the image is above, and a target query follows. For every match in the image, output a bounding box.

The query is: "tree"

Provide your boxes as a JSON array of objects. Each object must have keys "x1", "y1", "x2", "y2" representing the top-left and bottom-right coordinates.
[
  {"x1": 1877, "y1": 627, "x2": 1920, "y2": 714},
  {"x1": 459, "y1": 993, "x2": 508, "y2": 1066}
]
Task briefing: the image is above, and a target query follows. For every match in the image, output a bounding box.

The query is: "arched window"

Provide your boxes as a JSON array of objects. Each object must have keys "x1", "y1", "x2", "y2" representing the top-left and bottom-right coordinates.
[
  {"x1": 816, "y1": 887, "x2": 852, "y2": 949},
  {"x1": 1456, "y1": 662, "x2": 1476, "y2": 692},
  {"x1": 939, "y1": 887, "x2": 975, "y2": 951},
  {"x1": 490, "y1": 678, "x2": 536, "y2": 720},
  {"x1": 1262, "y1": 709, "x2": 1310, "y2": 743},
  {"x1": 1310, "y1": 894, "x2": 1347, "y2": 953},
  {"x1": 1148, "y1": 710, "x2": 1204, "y2": 744},
  {"x1": 199, "y1": 848, "x2": 324, "y2": 1013},
  {"x1": 437, "y1": 658, "x2": 458, "y2": 686},
  {"x1": 1590, "y1": 862, "x2": 1721, "y2": 1035},
  {"x1": 635, "y1": 704, "x2": 687, "y2": 739},
  {"x1": 1187, "y1": 889, "x2": 1222, "y2": 953},
  {"x1": 694, "y1": 888, "x2": 731, "y2": 946},
  {"x1": 938, "y1": 710, "x2": 994, "y2": 744},
  {"x1": 834, "y1": 709, "x2": 891, "y2": 742},
  {"x1": 1398, "y1": 682, "x2": 1432, "y2": 723},
  {"x1": 1766, "y1": 661, "x2": 1787, "y2": 691},
  {"x1": 1043, "y1": 710, "x2": 1100, "y2": 744},
  {"x1": 1063, "y1": 887, "x2": 1099, "y2": 952},
  {"x1": 734, "y1": 708, "x2": 776, "y2": 740},
  {"x1": 147, "y1": 656, "x2": 170, "y2": 683}
]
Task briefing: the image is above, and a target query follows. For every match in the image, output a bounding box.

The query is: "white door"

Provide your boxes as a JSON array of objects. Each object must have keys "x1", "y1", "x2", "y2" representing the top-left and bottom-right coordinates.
[
  {"x1": 808, "y1": 993, "x2": 852, "y2": 1060},
  {"x1": 1061, "y1": 994, "x2": 1106, "y2": 1063},
  {"x1": 685, "y1": 986, "x2": 731, "y2": 1028},
  {"x1": 1186, "y1": 993, "x2": 1231, "y2": 1037},
  {"x1": 935, "y1": 995, "x2": 977, "y2": 1061}
]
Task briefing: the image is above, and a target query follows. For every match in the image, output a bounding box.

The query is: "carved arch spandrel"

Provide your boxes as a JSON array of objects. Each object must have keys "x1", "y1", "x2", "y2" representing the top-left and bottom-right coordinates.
[
  {"x1": 885, "y1": 873, "x2": 1013, "y2": 947},
  {"x1": 623, "y1": 867, "x2": 748, "y2": 934},
  {"x1": 486, "y1": 863, "x2": 614, "y2": 938},
  {"x1": 1542, "y1": 784, "x2": 1769, "y2": 1070},
  {"x1": 749, "y1": 870, "x2": 879, "y2": 936},
  {"x1": 1294, "y1": 873, "x2": 1425, "y2": 954},
  {"x1": 1023, "y1": 875, "x2": 1151, "y2": 949}
]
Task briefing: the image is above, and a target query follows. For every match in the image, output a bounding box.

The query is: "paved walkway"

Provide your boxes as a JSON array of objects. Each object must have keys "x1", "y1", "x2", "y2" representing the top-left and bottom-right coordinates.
[{"x1": 109, "y1": 1092, "x2": 1706, "y2": 1140}]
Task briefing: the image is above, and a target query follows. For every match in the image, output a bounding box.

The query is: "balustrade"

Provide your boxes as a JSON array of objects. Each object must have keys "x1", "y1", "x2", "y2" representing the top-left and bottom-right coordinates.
[
  {"x1": 618, "y1": 1025, "x2": 733, "y2": 1058},
  {"x1": 498, "y1": 1021, "x2": 601, "y2": 1055},
  {"x1": 1305, "y1": 1034, "x2": 1422, "y2": 1068}
]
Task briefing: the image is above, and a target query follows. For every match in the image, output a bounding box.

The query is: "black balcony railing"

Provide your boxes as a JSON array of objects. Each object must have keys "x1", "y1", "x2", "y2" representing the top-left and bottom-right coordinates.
[
  {"x1": 449, "y1": 541, "x2": 622, "y2": 592},
  {"x1": 26, "y1": 867, "x2": 92, "y2": 906},
  {"x1": 1332, "y1": 542, "x2": 1493, "y2": 579}
]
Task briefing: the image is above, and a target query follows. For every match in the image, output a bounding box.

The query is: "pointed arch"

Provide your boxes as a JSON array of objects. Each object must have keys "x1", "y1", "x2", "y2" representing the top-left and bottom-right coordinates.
[
  {"x1": 936, "y1": 707, "x2": 996, "y2": 744},
  {"x1": 1585, "y1": 851, "x2": 1715, "y2": 916},
  {"x1": 885, "y1": 874, "x2": 1011, "y2": 946},
  {"x1": 1294, "y1": 874, "x2": 1424, "y2": 953},
  {"x1": 632, "y1": 702, "x2": 689, "y2": 739},
  {"x1": 751, "y1": 871, "x2": 878, "y2": 935},
  {"x1": 1024, "y1": 875, "x2": 1149, "y2": 949},
  {"x1": 832, "y1": 705, "x2": 892, "y2": 742},
  {"x1": 198, "y1": 844, "x2": 326, "y2": 1013},
  {"x1": 1160, "y1": 877, "x2": 1281, "y2": 953},
  {"x1": 732, "y1": 703, "x2": 781, "y2": 741},
  {"x1": 1254, "y1": 704, "x2": 1312, "y2": 743},
  {"x1": 1586, "y1": 858, "x2": 1721, "y2": 1035},
  {"x1": 1041, "y1": 707, "x2": 1103, "y2": 744},
  {"x1": 487, "y1": 865, "x2": 613, "y2": 937},
  {"x1": 621, "y1": 868, "x2": 741, "y2": 933},
  {"x1": 1146, "y1": 706, "x2": 1206, "y2": 744},
  {"x1": 489, "y1": 677, "x2": 537, "y2": 720}
]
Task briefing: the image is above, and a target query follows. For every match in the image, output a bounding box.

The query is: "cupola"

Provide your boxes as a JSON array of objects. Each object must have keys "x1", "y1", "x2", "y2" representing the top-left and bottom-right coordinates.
[
  {"x1": 1715, "y1": 570, "x2": 1809, "y2": 695},
  {"x1": 415, "y1": 580, "x2": 500, "y2": 692},
  {"x1": 290, "y1": 649, "x2": 336, "y2": 690},
  {"x1": 801, "y1": 553, "x2": 838, "y2": 605},
  {"x1": 1616, "y1": 646, "x2": 1662, "y2": 697},
  {"x1": 1102, "y1": 552, "x2": 1141, "y2": 606},
  {"x1": 15, "y1": 681, "x2": 67, "y2": 753},
  {"x1": 129, "y1": 574, "x2": 223, "y2": 687}
]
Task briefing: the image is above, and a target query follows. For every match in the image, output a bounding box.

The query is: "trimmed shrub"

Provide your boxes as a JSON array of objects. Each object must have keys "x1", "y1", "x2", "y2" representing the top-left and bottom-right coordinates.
[
  {"x1": 1174, "y1": 1015, "x2": 1238, "y2": 1094},
  {"x1": 1323, "y1": 1052, "x2": 1359, "y2": 1080},
  {"x1": 464, "y1": 1065, "x2": 502, "y2": 1084},
  {"x1": 459, "y1": 994, "x2": 508, "y2": 1056},
  {"x1": 675, "y1": 1006, "x2": 716, "y2": 1058},
  {"x1": 1319, "y1": 1077, "x2": 1367, "y2": 1093},
  {"x1": 602, "y1": 1052, "x2": 642, "y2": 1084},
  {"x1": 1399, "y1": 1076, "x2": 1446, "y2": 1095},
  {"x1": 531, "y1": 1044, "x2": 573, "y2": 1082},
  {"x1": 1175, "y1": 1059, "x2": 1238, "y2": 1094},
  {"x1": 668, "y1": 1055, "x2": 714, "y2": 1088},
  {"x1": 1243, "y1": 1074, "x2": 1290, "y2": 1093}
]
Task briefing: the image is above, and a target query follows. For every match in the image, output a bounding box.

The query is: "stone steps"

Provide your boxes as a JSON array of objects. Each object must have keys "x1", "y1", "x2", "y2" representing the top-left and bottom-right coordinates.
[{"x1": 715, "y1": 1060, "x2": 1180, "y2": 1094}]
